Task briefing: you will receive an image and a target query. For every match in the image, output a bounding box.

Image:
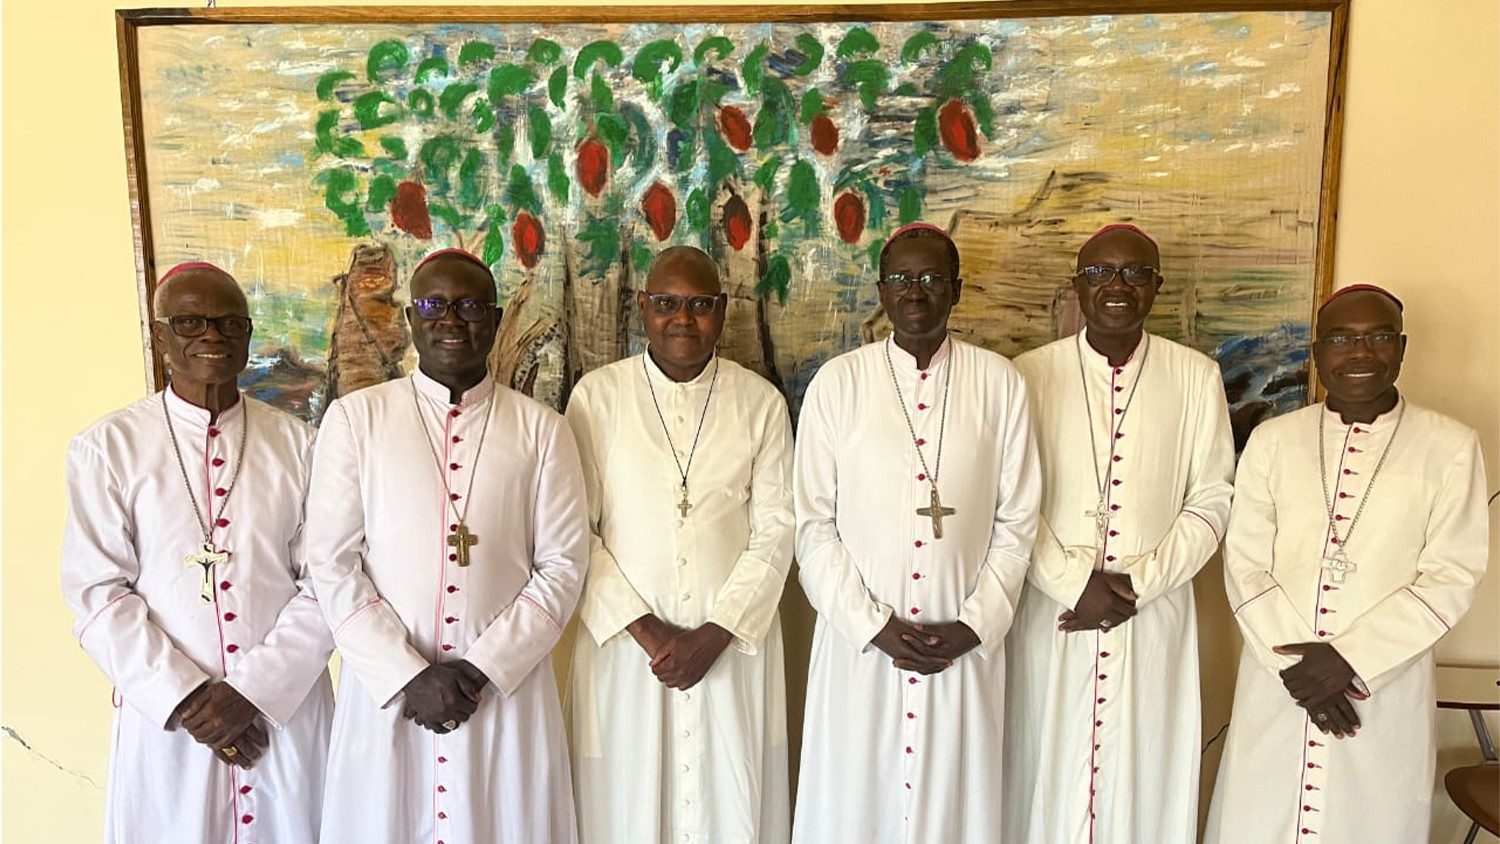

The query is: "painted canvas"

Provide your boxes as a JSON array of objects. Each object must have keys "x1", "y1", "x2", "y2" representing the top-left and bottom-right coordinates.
[{"x1": 125, "y1": 6, "x2": 1343, "y2": 446}]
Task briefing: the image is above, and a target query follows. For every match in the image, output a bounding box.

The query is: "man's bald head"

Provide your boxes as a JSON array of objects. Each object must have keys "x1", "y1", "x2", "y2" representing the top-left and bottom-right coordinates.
[{"x1": 647, "y1": 246, "x2": 722, "y2": 295}]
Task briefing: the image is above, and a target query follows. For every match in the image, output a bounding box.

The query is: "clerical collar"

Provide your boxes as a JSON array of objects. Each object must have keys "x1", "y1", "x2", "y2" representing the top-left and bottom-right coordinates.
[
  {"x1": 412, "y1": 367, "x2": 496, "y2": 407},
  {"x1": 1320, "y1": 394, "x2": 1405, "y2": 432},
  {"x1": 164, "y1": 384, "x2": 245, "y2": 427},
  {"x1": 885, "y1": 334, "x2": 952, "y2": 372},
  {"x1": 1078, "y1": 330, "x2": 1147, "y2": 372},
  {"x1": 642, "y1": 348, "x2": 719, "y2": 387}
]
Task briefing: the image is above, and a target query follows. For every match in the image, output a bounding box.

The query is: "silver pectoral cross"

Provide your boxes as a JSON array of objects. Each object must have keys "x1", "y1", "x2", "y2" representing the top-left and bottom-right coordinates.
[
  {"x1": 1086, "y1": 497, "x2": 1115, "y2": 547},
  {"x1": 447, "y1": 523, "x2": 479, "y2": 567},
  {"x1": 916, "y1": 486, "x2": 957, "y2": 539},
  {"x1": 184, "y1": 543, "x2": 230, "y2": 603},
  {"x1": 1321, "y1": 549, "x2": 1356, "y2": 584}
]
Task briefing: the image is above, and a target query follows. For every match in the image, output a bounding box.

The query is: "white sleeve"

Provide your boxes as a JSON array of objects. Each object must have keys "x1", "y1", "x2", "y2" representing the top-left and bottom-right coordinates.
[{"x1": 62, "y1": 439, "x2": 210, "y2": 728}]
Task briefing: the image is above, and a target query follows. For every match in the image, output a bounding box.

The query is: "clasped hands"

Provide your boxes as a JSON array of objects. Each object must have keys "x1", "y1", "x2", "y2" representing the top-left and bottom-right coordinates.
[
  {"x1": 400, "y1": 660, "x2": 491, "y2": 734},
  {"x1": 1273, "y1": 641, "x2": 1367, "y2": 739},
  {"x1": 175, "y1": 681, "x2": 266, "y2": 769},
  {"x1": 1059, "y1": 570, "x2": 1138, "y2": 632},
  {"x1": 872, "y1": 616, "x2": 980, "y2": 675},
  {"x1": 628, "y1": 614, "x2": 733, "y2": 691}
]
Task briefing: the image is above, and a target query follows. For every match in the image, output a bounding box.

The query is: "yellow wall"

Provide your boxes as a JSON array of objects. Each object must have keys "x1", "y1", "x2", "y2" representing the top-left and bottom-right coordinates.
[{"x1": 4, "y1": 1, "x2": 1496, "y2": 841}]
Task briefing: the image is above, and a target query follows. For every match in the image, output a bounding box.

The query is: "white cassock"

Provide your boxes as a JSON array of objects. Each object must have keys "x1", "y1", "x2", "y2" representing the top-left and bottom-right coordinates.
[
  {"x1": 565, "y1": 353, "x2": 793, "y2": 844},
  {"x1": 792, "y1": 336, "x2": 1041, "y2": 844},
  {"x1": 1206, "y1": 399, "x2": 1488, "y2": 843},
  {"x1": 1003, "y1": 332, "x2": 1235, "y2": 843},
  {"x1": 308, "y1": 371, "x2": 588, "y2": 844},
  {"x1": 62, "y1": 389, "x2": 335, "y2": 843}
]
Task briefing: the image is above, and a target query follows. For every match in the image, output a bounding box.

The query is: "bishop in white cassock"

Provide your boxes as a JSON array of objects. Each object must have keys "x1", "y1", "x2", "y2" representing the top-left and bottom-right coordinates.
[
  {"x1": 1207, "y1": 285, "x2": 1488, "y2": 843},
  {"x1": 62, "y1": 263, "x2": 334, "y2": 843},
  {"x1": 566, "y1": 246, "x2": 794, "y2": 844},
  {"x1": 792, "y1": 225, "x2": 1041, "y2": 844},
  {"x1": 1004, "y1": 225, "x2": 1235, "y2": 843},
  {"x1": 307, "y1": 249, "x2": 589, "y2": 844}
]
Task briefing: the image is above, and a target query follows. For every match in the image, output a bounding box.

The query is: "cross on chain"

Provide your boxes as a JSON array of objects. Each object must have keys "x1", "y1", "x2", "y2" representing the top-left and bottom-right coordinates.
[
  {"x1": 916, "y1": 487, "x2": 957, "y2": 539},
  {"x1": 1086, "y1": 498, "x2": 1115, "y2": 547},
  {"x1": 447, "y1": 523, "x2": 479, "y2": 567},
  {"x1": 1320, "y1": 550, "x2": 1356, "y2": 584},
  {"x1": 677, "y1": 486, "x2": 693, "y2": 518},
  {"x1": 183, "y1": 544, "x2": 230, "y2": 604}
]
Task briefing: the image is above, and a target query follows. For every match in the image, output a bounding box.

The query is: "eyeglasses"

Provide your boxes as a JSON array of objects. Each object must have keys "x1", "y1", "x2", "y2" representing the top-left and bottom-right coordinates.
[
  {"x1": 155, "y1": 315, "x2": 253, "y2": 339},
  {"x1": 1075, "y1": 265, "x2": 1159, "y2": 287},
  {"x1": 1314, "y1": 331, "x2": 1402, "y2": 350},
  {"x1": 644, "y1": 293, "x2": 725, "y2": 316},
  {"x1": 880, "y1": 272, "x2": 952, "y2": 294},
  {"x1": 411, "y1": 297, "x2": 497, "y2": 322}
]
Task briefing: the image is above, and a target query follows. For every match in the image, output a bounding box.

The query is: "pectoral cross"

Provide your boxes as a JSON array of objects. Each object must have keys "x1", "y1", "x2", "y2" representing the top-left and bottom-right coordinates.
[
  {"x1": 1086, "y1": 497, "x2": 1115, "y2": 547},
  {"x1": 447, "y1": 523, "x2": 479, "y2": 567},
  {"x1": 677, "y1": 485, "x2": 693, "y2": 518},
  {"x1": 1321, "y1": 549, "x2": 1356, "y2": 584},
  {"x1": 184, "y1": 543, "x2": 229, "y2": 604},
  {"x1": 916, "y1": 486, "x2": 957, "y2": 539}
]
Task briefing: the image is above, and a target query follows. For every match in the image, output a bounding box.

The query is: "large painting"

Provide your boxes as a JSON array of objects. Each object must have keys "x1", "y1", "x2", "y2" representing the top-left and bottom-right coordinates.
[{"x1": 119, "y1": 2, "x2": 1348, "y2": 446}]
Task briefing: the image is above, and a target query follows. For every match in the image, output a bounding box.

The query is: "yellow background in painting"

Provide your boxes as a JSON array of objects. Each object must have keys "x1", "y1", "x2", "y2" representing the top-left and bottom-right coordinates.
[{"x1": 3, "y1": 2, "x2": 1495, "y2": 842}]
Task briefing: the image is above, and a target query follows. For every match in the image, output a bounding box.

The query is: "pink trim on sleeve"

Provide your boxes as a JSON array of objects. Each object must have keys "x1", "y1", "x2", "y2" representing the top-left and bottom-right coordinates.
[
  {"x1": 518, "y1": 594, "x2": 561, "y2": 632},
  {"x1": 333, "y1": 597, "x2": 384, "y2": 637},
  {"x1": 76, "y1": 593, "x2": 132, "y2": 641},
  {"x1": 1183, "y1": 509, "x2": 1222, "y2": 542},
  {"x1": 1232, "y1": 585, "x2": 1278, "y2": 615},
  {"x1": 1403, "y1": 586, "x2": 1452, "y2": 631}
]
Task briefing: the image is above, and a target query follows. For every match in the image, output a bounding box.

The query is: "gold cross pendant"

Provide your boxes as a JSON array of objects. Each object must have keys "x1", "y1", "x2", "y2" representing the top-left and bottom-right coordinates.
[
  {"x1": 183, "y1": 543, "x2": 230, "y2": 603},
  {"x1": 447, "y1": 523, "x2": 479, "y2": 567},
  {"x1": 916, "y1": 487, "x2": 956, "y2": 539}
]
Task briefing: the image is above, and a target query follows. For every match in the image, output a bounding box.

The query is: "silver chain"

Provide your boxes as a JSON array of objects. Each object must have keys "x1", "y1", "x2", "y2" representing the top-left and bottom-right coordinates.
[
  {"x1": 1075, "y1": 333, "x2": 1151, "y2": 500},
  {"x1": 642, "y1": 353, "x2": 720, "y2": 494},
  {"x1": 1318, "y1": 402, "x2": 1404, "y2": 550},
  {"x1": 883, "y1": 337, "x2": 954, "y2": 488},
  {"x1": 162, "y1": 391, "x2": 249, "y2": 545},
  {"x1": 411, "y1": 378, "x2": 497, "y2": 528}
]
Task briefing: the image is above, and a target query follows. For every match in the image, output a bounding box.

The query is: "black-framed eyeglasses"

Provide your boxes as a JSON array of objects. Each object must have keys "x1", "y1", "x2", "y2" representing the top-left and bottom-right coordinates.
[
  {"x1": 880, "y1": 272, "x2": 952, "y2": 293},
  {"x1": 1313, "y1": 331, "x2": 1403, "y2": 351},
  {"x1": 1074, "y1": 265, "x2": 1159, "y2": 287},
  {"x1": 155, "y1": 315, "x2": 253, "y2": 339},
  {"x1": 644, "y1": 293, "x2": 725, "y2": 316},
  {"x1": 411, "y1": 297, "x2": 497, "y2": 322}
]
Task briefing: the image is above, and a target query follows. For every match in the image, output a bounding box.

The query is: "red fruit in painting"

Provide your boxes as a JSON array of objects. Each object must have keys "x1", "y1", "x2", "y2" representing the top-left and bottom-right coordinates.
[
  {"x1": 390, "y1": 181, "x2": 433, "y2": 240},
  {"x1": 938, "y1": 99, "x2": 980, "y2": 162},
  {"x1": 723, "y1": 195, "x2": 753, "y2": 251},
  {"x1": 512, "y1": 212, "x2": 545, "y2": 269},
  {"x1": 719, "y1": 106, "x2": 753, "y2": 152},
  {"x1": 833, "y1": 191, "x2": 866, "y2": 244},
  {"x1": 640, "y1": 183, "x2": 678, "y2": 242},
  {"x1": 810, "y1": 114, "x2": 839, "y2": 156},
  {"x1": 576, "y1": 138, "x2": 610, "y2": 198}
]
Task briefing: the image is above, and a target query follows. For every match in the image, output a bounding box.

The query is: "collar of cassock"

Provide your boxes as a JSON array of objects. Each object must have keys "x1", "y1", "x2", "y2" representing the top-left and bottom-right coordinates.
[
  {"x1": 1077, "y1": 329, "x2": 1148, "y2": 373},
  {"x1": 885, "y1": 333, "x2": 953, "y2": 373},
  {"x1": 1320, "y1": 393, "x2": 1405, "y2": 432},
  {"x1": 163, "y1": 384, "x2": 246, "y2": 427},
  {"x1": 642, "y1": 348, "x2": 719, "y2": 388},
  {"x1": 412, "y1": 367, "x2": 497, "y2": 408}
]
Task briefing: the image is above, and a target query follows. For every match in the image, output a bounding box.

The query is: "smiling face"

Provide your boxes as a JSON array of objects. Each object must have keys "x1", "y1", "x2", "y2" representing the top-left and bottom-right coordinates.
[
  {"x1": 406, "y1": 254, "x2": 500, "y2": 389},
  {"x1": 638, "y1": 246, "x2": 725, "y2": 379},
  {"x1": 1073, "y1": 228, "x2": 1162, "y2": 341},
  {"x1": 1314, "y1": 290, "x2": 1405, "y2": 410},
  {"x1": 150, "y1": 268, "x2": 252, "y2": 391},
  {"x1": 878, "y1": 234, "x2": 962, "y2": 342}
]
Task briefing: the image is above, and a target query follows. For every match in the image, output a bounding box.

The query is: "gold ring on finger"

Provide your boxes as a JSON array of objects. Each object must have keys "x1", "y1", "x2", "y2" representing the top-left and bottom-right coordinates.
[
  {"x1": 223, "y1": 746, "x2": 239, "y2": 757},
  {"x1": 442, "y1": 720, "x2": 458, "y2": 731}
]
